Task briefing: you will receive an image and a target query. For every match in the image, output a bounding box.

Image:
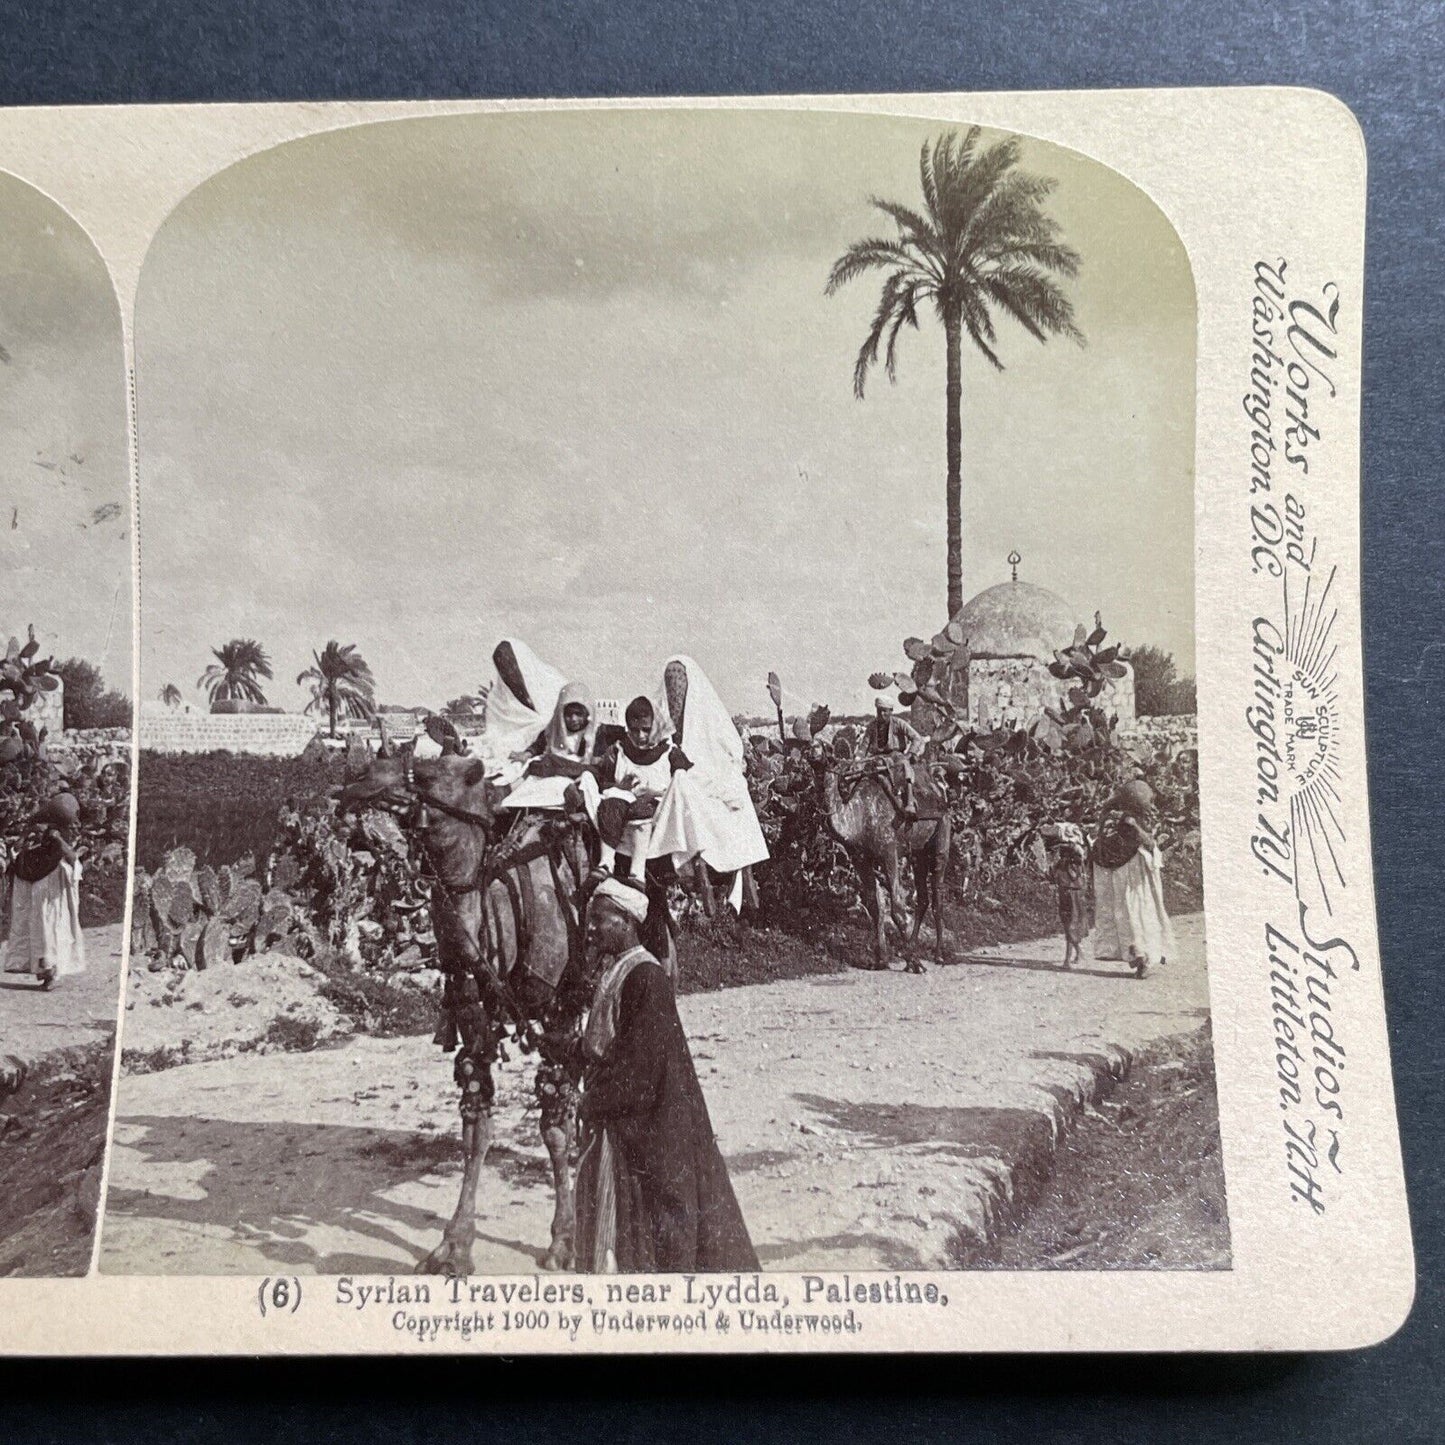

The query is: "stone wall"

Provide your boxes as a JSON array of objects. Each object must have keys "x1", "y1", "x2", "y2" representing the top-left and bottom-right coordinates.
[
  {"x1": 1099, "y1": 664, "x2": 1135, "y2": 725},
  {"x1": 49, "y1": 726, "x2": 132, "y2": 766},
  {"x1": 1116, "y1": 713, "x2": 1198, "y2": 755},
  {"x1": 140, "y1": 710, "x2": 318, "y2": 757}
]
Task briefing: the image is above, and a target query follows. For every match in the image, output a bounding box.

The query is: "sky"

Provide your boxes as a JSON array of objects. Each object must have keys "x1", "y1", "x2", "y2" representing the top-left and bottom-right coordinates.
[
  {"x1": 0, "y1": 173, "x2": 130, "y2": 690},
  {"x1": 138, "y1": 108, "x2": 1195, "y2": 718}
]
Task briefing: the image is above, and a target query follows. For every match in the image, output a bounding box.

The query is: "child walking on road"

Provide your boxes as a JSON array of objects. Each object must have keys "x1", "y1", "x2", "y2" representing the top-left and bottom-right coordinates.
[{"x1": 1042, "y1": 821, "x2": 1091, "y2": 968}]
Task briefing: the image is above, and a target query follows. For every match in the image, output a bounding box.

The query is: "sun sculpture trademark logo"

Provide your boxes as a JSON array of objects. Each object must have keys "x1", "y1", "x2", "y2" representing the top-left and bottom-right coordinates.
[{"x1": 1281, "y1": 567, "x2": 1344, "y2": 913}]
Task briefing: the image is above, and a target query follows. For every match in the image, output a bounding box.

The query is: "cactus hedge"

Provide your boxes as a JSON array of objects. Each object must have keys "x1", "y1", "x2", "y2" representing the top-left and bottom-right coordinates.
[
  {"x1": 130, "y1": 791, "x2": 433, "y2": 974},
  {"x1": 131, "y1": 846, "x2": 306, "y2": 970}
]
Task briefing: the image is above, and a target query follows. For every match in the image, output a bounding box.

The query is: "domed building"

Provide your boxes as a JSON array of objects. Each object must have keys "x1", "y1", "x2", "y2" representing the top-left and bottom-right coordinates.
[{"x1": 947, "y1": 562, "x2": 1135, "y2": 730}]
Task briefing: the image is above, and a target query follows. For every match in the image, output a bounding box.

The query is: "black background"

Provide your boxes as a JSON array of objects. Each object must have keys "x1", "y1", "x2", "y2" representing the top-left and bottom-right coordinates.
[{"x1": 1, "y1": 1, "x2": 1440, "y2": 1439}]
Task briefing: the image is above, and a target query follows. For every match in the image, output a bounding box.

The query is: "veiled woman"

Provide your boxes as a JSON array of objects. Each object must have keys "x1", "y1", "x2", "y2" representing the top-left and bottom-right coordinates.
[
  {"x1": 525, "y1": 681, "x2": 599, "y2": 778},
  {"x1": 1091, "y1": 780, "x2": 1176, "y2": 977},
  {"x1": 2, "y1": 793, "x2": 86, "y2": 989},
  {"x1": 646, "y1": 655, "x2": 769, "y2": 882},
  {"x1": 574, "y1": 877, "x2": 758, "y2": 1273},
  {"x1": 476, "y1": 638, "x2": 568, "y2": 783}
]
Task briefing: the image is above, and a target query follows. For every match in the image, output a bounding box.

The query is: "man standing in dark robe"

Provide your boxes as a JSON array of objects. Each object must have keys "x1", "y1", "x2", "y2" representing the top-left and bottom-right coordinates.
[{"x1": 574, "y1": 877, "x2": 758, "y2": 1273}]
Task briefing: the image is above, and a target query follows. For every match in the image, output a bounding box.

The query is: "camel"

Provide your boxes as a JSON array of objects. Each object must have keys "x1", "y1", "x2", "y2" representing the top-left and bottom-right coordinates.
[
  {"x1": 817, "y1": 757, "x2": 953, "y2": 973},
  {"x1": 338, "y1": 743, "x2": 671, "y2": 1275}
]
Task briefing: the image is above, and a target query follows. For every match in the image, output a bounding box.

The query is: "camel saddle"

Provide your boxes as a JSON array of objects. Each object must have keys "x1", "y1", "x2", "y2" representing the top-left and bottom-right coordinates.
[{"x1": 835, "y1": 755, "x2": 948, "y2": 822}]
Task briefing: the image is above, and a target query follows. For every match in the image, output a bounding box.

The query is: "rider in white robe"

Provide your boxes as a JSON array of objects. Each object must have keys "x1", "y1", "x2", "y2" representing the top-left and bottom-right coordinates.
[
  {"x1": 646, "y1": 655, "x2": 769, "y2": 877},
  {"x1": 501, "y1": 679, "x2": 601, "y2": 812}
]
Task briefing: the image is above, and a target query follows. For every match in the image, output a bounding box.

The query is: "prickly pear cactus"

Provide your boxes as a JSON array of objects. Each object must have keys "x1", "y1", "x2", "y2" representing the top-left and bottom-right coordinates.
[
  {"x1": 0, "y1": 626, "x2": 62, "y2": 753},
  {"x1": 179, "y1": 919, "x2": 204, "y2": 969},
  {"x1": 195, "y1": 864, "x2": 221, "y2": 913},
  {"x1": 200, "y1": 916, "x2": 232, "y2": 970},
  {"x1": 1035, "y1": 612, "x2": 1128, "y2": 753},
  {"x1": 167, "y1": 885, "x2": 195, "y2": 928},
  {"x1": 869, "y1": 621, "x2": 972, "y2": 742},
  {"x1": 131, "y1": 843, "x2": 301, "y2": 970},
  {"x1": 131, "y1": 789, "x2": 433, "y2": 975},
  {"x1": 222, "y1": 879, "x2": 263, "y2": 931}
]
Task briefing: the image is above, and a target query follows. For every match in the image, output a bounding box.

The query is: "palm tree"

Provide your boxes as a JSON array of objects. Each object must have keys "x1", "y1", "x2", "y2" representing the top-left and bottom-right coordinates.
[
  {"x1": 827, "y1": 128, "x2": 1085, "y2": 620},
  {"x1": 198, "y1": 639, "x2": 273, "y2": 707},
  {"x1": 296, "y1": 640, "x2": 377, "y2": 738},
  {"x1": 158, "y1": 683, "x2": 182, "y2": 709}
]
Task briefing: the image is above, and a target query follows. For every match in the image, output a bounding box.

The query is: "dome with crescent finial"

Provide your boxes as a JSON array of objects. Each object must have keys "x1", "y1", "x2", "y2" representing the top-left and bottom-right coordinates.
[{"x1": 951, "y1": 579, "x2": 1082, "y2": 663}]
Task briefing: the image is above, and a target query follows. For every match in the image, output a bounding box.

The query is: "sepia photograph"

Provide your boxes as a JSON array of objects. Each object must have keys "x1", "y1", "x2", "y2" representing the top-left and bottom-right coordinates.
[
  {"x1": 0, "y1": 172, "x2": 132, "y2": 1276},
  {"x1": 100, "y1": 108, "x2": 1225, "y2": 1280}
]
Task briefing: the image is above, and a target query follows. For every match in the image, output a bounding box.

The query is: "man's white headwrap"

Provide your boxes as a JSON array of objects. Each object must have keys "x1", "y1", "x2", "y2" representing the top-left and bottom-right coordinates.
[{"x1": 591, "y1": 876, "x2": 649, "y2": 924}]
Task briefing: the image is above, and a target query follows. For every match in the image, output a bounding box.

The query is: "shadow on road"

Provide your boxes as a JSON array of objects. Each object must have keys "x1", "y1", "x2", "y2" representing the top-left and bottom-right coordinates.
[
  {"x1": 793, "y1": 1091, "x2": 1053, "y2": 1163},
  {"x1": 952, "y1": 952, "x2": 1135, "y2": 980},
  {"x1": 104, "y1": 1113, "x2": 551, "y2": 1275}
]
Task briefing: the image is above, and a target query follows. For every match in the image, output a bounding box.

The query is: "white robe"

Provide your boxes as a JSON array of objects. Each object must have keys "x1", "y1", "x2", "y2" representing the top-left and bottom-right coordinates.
[
  {"x1": 3, "y1": 859, "x2": 87, "y2": 978},
  {"x1": 1093, "y1": 845, "x2": 1175, "y2": 966},
  {"x1": 502, "y1": 770, "x2": 602, "y2": 813},
  {"x1": 645, "y1": 655, "x2": 769, "y2": 875}
]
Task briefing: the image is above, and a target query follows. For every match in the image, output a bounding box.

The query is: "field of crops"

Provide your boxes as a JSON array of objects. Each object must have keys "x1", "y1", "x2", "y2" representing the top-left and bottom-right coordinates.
[{"x1": 135, "y1": 748, "x2": 346, "y2": 872}]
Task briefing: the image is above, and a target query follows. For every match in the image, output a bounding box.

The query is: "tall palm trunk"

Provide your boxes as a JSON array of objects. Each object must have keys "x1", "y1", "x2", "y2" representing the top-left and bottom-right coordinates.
[
  {"x1": 328, "y1": 688, "x2": 338, "y2": 739},
  {"x1": 944, "y1": 307, "x2": 964, "y2": 619}
]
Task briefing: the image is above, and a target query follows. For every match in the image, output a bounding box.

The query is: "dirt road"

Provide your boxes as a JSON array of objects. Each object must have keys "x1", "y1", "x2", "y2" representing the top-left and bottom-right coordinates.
[
  {"x1": 100, "y1": 915, "x2": 1215, "y2": 1275},
  {"x1": 0, "y1": 924, "x2": 124, "y2": 1066},
  {"x1": 0, "y1": 924, "x2": 123, "y2": 1277}
]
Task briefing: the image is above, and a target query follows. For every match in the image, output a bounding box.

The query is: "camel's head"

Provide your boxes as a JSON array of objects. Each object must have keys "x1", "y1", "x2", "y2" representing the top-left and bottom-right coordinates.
[
  {"x1": 798, "y1": 738, "x2": 834, "y2": 776},
  {"x1": 337, "y1": 746, "x2": 414, "y2": 814},
  {"x1": 339, "y1": 745, "x2": 501, "y2": 888},
  {"x1": 410, "y1": 753, "x2": 499, "y2": 831},
  {"x1": 410, "y1": 753, "x2": 504, "y2": 888}
]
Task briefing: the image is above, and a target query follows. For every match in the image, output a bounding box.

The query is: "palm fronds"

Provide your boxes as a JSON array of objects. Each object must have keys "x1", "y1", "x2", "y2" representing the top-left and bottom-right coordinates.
[
  {"x1": 198, "y1": 639, "x2": 273, "y2": 706},
  {"x1": 828, "y1": 127, "x2": 1086, "y2": 391}
]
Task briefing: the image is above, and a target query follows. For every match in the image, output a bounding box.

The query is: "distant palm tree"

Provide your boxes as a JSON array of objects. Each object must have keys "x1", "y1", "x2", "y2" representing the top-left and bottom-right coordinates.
[
  {"x1": 198, "y1": 639, "x2": 273, "y2": 707},
  {"x1": 297, "y1": 641, "x2": 377, "y2": 738},
  {"x1": 827, "y1": 128, "x2": 1085, "y2": 619},
  {"x1": 158, "y1": 683, "x2": 183, "y2": 709}
]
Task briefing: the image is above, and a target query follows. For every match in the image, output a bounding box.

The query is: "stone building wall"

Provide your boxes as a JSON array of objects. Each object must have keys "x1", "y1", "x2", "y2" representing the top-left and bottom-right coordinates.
[
  {"x1": 30, "y1": 679, "x2": 65, "y2": 734},
  {"x1": 965, "y1": 658, "x2": 1135, "y2": 730},
  {"x1": 140, "y1": 710, "x2": 318, "y2": 757},
  {"x1": 967, "y1": 658, "x2": 1049, "y2": 730},
  {"x1": 1099, "y1": 665, "x2": 1135, "y2": 726}
]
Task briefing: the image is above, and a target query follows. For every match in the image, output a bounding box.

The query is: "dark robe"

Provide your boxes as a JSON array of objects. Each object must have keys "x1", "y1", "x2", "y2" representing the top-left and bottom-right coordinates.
[
  {"x1": 10, "y1": 836, "x2": 63, "y2": 883},
  {"x1": 1092, "y1": 811, "x2": 1146, "y2": 869},
  {"x1": 575, "y1": 956, "x2": 758, "y2": 1273}
]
